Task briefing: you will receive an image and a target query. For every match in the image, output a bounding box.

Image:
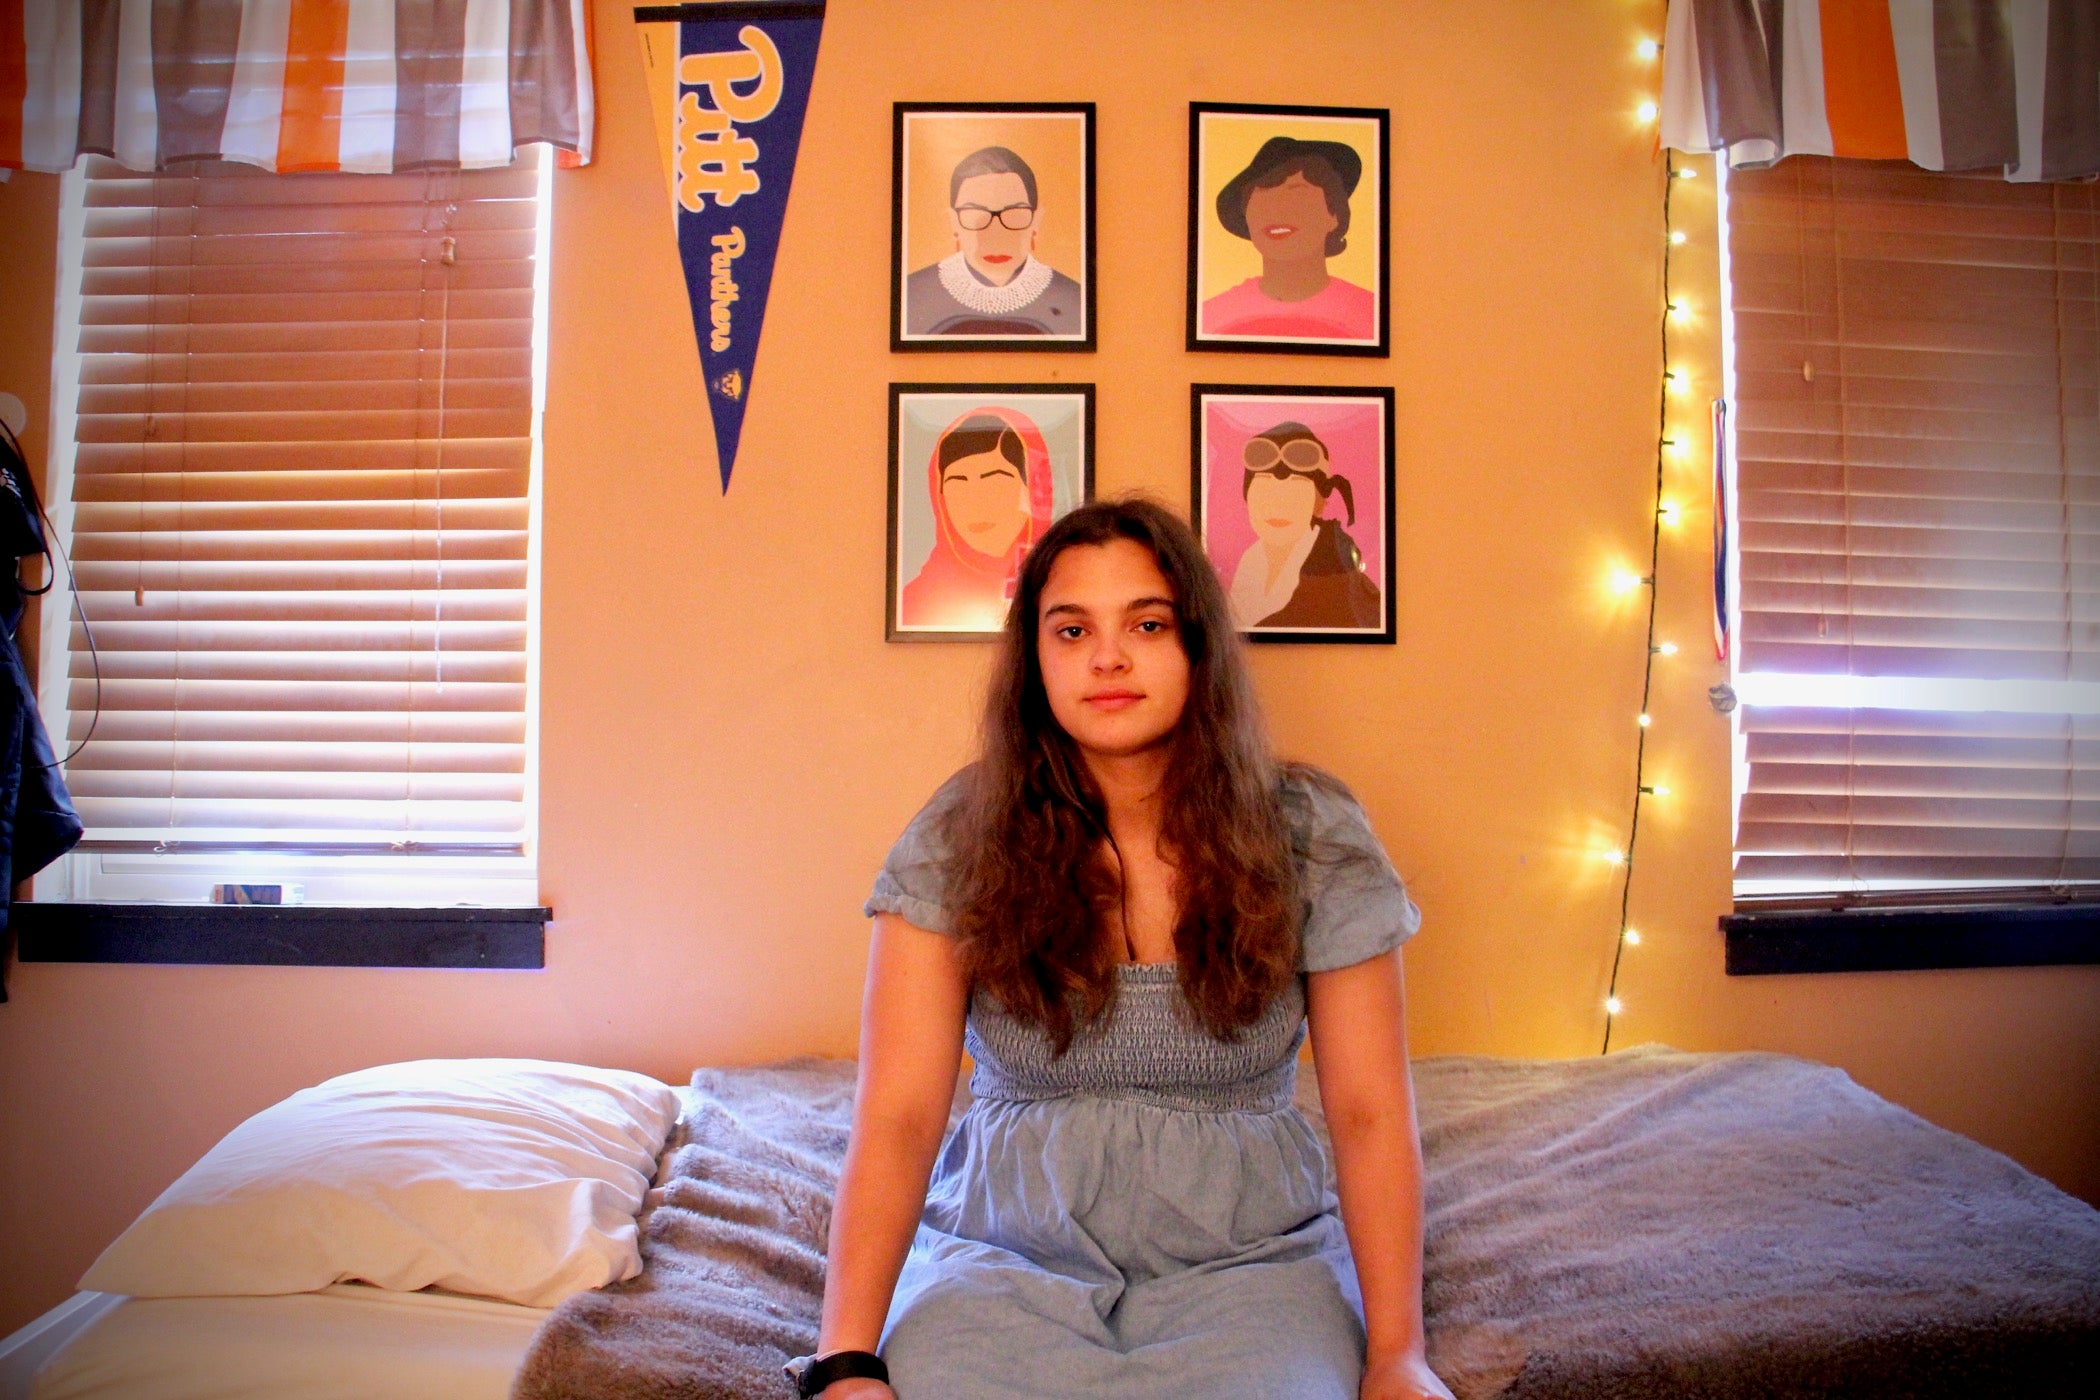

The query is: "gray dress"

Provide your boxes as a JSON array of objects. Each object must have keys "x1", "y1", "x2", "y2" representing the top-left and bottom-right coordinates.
[{"x1": 862, "y1": 771, "x2": 1421, "y2": 1400}]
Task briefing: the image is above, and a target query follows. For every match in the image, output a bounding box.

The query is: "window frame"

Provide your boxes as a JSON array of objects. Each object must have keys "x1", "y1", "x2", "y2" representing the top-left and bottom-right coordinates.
[
  {"x1": 1713, "y1": 158, "x2": 2098, "y2": 971},
  {"x1": 29, "y1": 147, "x2": 553, "y2": 914}
]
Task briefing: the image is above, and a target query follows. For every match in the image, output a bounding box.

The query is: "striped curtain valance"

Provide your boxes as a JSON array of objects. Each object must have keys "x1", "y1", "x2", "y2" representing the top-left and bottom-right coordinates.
[
  {"x1": 1, "y1": 0, "x2": 594, "y2": 175},
  {"x1": 1661, "y1": 0, "x2": 2099, "y2": 182}
]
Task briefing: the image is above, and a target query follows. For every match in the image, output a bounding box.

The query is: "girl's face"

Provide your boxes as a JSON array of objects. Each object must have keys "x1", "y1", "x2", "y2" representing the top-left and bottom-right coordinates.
[
  {"x1": 1035, "y1": 539, "x2": 1191, "y2": 765},
  {"x1": 940, "y1": 447, "x2": 1030, "y2": 558}
]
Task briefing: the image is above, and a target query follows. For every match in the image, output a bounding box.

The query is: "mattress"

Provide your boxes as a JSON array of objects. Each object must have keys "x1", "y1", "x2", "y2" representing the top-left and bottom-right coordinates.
[{"x1": 24, "y1": 1284, "x2": 546, "y2": 1400}]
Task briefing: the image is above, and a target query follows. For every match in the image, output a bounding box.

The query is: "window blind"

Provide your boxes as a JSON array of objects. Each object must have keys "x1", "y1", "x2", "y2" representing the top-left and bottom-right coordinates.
[
  {"x1": 59, "y1": 155, "x2": 537, "y2": 853},
  {"x1": 1725, "y1": 156, "x2": 2096, "y2": 898}
]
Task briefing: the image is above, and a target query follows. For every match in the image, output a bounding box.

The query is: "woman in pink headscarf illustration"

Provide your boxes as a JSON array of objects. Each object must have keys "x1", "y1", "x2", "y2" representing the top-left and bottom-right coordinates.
[{"x1": 901, "y1": 406, "x2": 1056, "y2": 631}]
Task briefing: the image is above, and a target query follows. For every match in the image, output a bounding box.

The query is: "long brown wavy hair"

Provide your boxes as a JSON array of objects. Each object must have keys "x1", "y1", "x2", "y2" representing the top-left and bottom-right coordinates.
[{"x1": 943, "y1": 496, "x2": 1300, "y2": 1052}]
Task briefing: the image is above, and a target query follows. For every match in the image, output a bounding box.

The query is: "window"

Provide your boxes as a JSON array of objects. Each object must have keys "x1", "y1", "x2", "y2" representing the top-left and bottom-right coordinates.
[
  {"x1": 1720, "y1": 155, "x2": 2095, "y2": 918},
  {"x1": 34, "y1": 150, "x2": 548, "y2": 907}
]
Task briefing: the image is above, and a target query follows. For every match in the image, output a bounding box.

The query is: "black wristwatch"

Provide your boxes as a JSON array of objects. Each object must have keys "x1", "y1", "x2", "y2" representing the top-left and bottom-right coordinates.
[{"x1": 784, "y1": 1349, "x2": 889, "y2": 1398}]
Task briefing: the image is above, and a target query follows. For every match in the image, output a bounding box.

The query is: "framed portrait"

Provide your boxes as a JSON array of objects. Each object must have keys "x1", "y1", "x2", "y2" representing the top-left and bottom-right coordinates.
[
  {"x1": 1186, "y1": 103, "x2": 1389, "y2": 357},
  {"x1": 891, "y1": 103, "x2": 1096, "y2": 352},
  {"x1": 1190, "y1": 384, "x2": 1395, "y2": 644},
  {"x1": 888, "y1": 383, "x2": 1096, "y2": 641}
]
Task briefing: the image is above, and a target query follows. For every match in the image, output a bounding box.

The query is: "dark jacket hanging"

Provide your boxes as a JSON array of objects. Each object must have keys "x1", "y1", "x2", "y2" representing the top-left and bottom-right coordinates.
[{"x1": 1, "y1": 425, "x2": 84, "y2": 1001}]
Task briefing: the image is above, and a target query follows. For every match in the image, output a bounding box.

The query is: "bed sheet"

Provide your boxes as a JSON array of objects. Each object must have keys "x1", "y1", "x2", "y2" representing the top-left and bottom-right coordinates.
[{"x1": 27, "y1": 1283, "x2": 547, "y2": 1400}]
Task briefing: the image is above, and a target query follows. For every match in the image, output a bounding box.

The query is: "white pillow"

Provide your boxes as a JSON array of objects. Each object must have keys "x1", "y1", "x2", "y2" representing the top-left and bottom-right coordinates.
[{"x1": 80, "y1": 1058, "x2": 681, "y2": 1308}]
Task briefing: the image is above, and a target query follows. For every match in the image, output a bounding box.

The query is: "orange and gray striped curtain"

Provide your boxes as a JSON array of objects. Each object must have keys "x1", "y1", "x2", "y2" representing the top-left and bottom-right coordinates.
[
  {"x1": 1660, "y1": 0, "x2": 2098, "y2": 181},
  {"x1": 0, "y1": 0, "x2": 593, "y2": 174}
]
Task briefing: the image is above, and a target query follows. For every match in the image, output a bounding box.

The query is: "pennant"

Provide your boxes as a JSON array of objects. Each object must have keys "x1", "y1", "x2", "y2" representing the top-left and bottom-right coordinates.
[{"x1": 635, "y1": 1, "x2": 824, "y2": 493}]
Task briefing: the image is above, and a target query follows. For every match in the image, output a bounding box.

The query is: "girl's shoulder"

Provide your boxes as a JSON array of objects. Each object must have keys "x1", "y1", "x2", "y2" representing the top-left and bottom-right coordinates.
[
  {"x1": 1276, "y1": 761, "x2": 1371, "y2": 849},
  {"x1": 1276, "y1": 763, "x2": 1422, "y2": 971},
  {"x1": 862, "y1": 767, "x2": 978, "y2": 935}
]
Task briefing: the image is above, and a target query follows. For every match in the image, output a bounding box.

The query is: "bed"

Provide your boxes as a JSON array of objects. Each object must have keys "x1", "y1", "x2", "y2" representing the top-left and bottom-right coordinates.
[{"x1": 4, "y1": 1047, "x2": 2096, "y2": 1399}]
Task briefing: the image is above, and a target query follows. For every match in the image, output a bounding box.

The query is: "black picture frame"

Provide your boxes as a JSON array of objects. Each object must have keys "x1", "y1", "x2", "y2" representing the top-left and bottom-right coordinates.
[
  {"x1": 1190, "y1": 383, "x2": 1396, "y2": 644},
  {"x1": 1186, "y1": 102, "x2": 1390, "y2": 358},
  {"x1": 887, "y1": 383, "x2": 1097, "y2": 641},
  {"x1": 891, "y1": 103, "x2": 1097, "y2": 353}
]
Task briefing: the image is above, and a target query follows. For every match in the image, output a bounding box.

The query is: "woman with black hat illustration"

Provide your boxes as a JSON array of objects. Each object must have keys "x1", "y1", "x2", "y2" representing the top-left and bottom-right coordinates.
[{"x1": 1202, "y1": 136, "x2": 1375, "y2": 342}]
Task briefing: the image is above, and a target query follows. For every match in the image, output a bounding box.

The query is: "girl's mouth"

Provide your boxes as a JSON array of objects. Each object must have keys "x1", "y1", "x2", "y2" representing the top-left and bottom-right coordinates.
[
  {"x1": 981, "y1": 253, "x2": 1014, "y2": 264},
  {"x1": 1263, "y1": 224, "x2": 1296, "y2": 238}
]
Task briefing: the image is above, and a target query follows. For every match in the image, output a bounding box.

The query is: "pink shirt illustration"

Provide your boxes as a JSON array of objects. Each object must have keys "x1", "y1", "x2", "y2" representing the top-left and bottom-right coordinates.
[{"x1": 1201, "y1": 275, "x2": 1376, "y2": 341}]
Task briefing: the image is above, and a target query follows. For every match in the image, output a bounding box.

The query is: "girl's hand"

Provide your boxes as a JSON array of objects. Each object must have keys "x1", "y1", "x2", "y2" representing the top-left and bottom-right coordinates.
[
  {"x1": 816, "y1": 1381, "x2": 895, "y2": 1400},
  {"x1": 1361, "y1": 1349, "x2": 1456, "y2": 1400}
]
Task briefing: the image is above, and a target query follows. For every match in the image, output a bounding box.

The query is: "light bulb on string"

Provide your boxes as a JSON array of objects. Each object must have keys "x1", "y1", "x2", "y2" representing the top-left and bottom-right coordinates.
[
  {"x1": 1600, "y1": 848, "x2": 1627, "y2": 867},
  {"x1": 1637, "y1": 100, "x2": 1659, "y2": 124},
  {"x1": 1610, "y1": 567, "x2": 1651, "y2": 595},
  {"x1": 1637, "y1": 712, "x2": 1652, "y2": 728},
  {"x1": 1670, "y1": 230, "x2": 1687, "y2": 246},
  {"x1": 1623, "y1": 929, "x2": 1642, "y2": 946},
  {"x1": 1641, "y1": 783, "x2": 1671, "y2": 797},
  {"x1": 1653, "y1": 641, "x2": 1679, "y2": 656},
  {"x1": 1605, "y1": 996, "x2": 1624, "y2": 1016},
  {"x1": 1658, "y1": 500, "x2": 1682, "y2": 524},
  {"x1": 1637, "y1": 38, "x2": 1660, "y2": 60},
  {"x1": 1674, "y1": 165, "x2": 1698, "y2": 179}
]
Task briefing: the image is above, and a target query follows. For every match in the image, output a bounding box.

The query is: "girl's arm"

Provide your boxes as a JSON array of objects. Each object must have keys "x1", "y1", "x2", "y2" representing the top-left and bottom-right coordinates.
[
  {"x1": 1306, "y1": 949, "x2": 1455, "y2": 1400},
  {"x1": 811, "y1": 912, "x2": 970, "y2": 1398}
]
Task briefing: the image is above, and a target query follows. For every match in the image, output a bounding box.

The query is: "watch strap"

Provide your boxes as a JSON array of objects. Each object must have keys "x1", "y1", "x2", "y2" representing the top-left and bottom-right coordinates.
[{"x1": 784, "y1": 1349, "x2": 888, "y2": 1398}]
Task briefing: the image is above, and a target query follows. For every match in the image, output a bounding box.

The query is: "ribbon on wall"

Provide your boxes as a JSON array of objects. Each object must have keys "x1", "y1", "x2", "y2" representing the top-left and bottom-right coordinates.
[
  {"x1": 1710, "y1": 396, "x2": 1731, "y2": 664},
  {"x1": 1660, "y1": 0, "x2": 2098, "y2": 181},
  {"x1": 635, "y1": 2, "x2": 824, "y2": 493},
  {"x1": 0, "y1": 0, "x2": 596, "y2": 174}
]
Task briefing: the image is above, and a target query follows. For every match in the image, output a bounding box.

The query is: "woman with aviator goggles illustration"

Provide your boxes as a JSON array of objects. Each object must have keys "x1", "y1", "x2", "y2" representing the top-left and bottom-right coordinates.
[{"x1": 1228, "y1": 422, "x2": 1382, "y2": 631}]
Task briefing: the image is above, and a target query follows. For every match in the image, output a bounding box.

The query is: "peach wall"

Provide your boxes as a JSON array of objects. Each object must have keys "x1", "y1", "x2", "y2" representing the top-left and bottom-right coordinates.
[{"x1": 3, "y1": 0, "x2": 2095, "y2": 1338}]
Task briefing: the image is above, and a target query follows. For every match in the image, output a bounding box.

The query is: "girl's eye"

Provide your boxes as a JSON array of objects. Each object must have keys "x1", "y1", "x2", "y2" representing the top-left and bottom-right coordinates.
[
  {"x1": 1135, "y1": 618, "x2": 1168, "y2": 634},
  {"x1": 1055, "y1": 624, "x2": 1085, "y2": 640}
]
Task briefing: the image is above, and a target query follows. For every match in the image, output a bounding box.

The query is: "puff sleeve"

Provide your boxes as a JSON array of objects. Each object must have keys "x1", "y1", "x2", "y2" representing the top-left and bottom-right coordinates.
[
  {"x1": 1285, "y1": 772, "x2": 1421, "y2": 973},
  {"x1": 862, "y1": 771, "x2": 970, "y2": 935}
]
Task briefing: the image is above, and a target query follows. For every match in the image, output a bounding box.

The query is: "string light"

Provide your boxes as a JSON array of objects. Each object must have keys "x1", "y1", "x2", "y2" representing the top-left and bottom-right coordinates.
[
  {"x1": 1637, "y1": 38, "x2": 1660, "y2": 60},
  {"x1": 1605, "y1": 134, "x2": 1690, "y2": 1057},
  {"x1": 1637, "y1": 100, "x2": 1659, "y2": 123}
]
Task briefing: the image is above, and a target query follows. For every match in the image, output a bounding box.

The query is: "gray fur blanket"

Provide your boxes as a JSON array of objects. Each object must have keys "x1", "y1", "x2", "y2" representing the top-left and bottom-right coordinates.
[{"x1": 512, "y1": 1047, "x2": 2100, "y2": 1400}]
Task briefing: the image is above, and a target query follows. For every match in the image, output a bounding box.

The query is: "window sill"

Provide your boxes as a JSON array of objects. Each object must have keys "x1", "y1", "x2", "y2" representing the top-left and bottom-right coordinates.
[
  {"x1": 1722, "y1": 904, "x2": 2100, "y2": 976},
  {"x1": 13, "y1": 903, "x2": 549, "y2": 969}
]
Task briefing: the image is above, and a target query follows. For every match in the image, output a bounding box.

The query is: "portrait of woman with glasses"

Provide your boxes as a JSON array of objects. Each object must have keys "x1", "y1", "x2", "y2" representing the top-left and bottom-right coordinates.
[{"x1": 901, "y1": 144, "x2": 1085, "y2": 339}]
